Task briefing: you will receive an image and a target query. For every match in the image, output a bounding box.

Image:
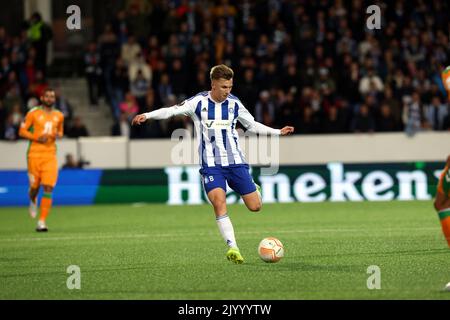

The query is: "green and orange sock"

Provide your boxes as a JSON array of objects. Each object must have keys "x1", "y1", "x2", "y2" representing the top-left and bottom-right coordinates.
[{"x1": 39, "y1": 192, "x2": 53, "y2": 222}]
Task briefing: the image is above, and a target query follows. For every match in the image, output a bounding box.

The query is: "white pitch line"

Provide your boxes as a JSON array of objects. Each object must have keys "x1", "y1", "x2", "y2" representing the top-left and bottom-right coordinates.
[{"x1": 0, "y1": 227, "x2": 439, "y2": 243}]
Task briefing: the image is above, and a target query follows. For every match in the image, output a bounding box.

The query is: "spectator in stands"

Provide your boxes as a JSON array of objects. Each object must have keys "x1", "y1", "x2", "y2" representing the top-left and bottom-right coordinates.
[
  {"x1": 119, "y1": 92, "x2": 139, "y2": 122},
  {"x1": 62, "y1": 153, "x2": 79, "y2": 169},
  {"x1": 0, "y1": 100, "x2": 6, "y2": 138},
  {"x1": 111, "y1": 112, "x2": 130, "y2": 138},
  {"x1": 157, "y1": 73, "x2": 173, "y2": 107},
  {"x1": 424, "y1": 96, "x2": 448, "y2": 131},
  {"x1": 351, "y1": 104, "x2": 375, "y2": 133},
  {"x1": 322, "y1": 105, "x2": 345, "y2": 134},
  {"x1": 67, "y1": 116, "x2": 89, "y2": 138},
  {"x1": 359, "y1": 68, "x2": 384, "y2": 97},
  {"x1": 402, "y1": 92, "x2": 429, "y2": 136},
  {"x1": 254, "y1": 90, "x2": 275, "y2": 126},
  {"x1": 130, "y1": 69, "x2": 150, "y2": 112},
  {"x1": 26, "y1": 12, "x2": 52, "y2": 74},
  {"x1": 4, "y1": 114, "x2": 18, "y2": 140},
  {"x1": 54, "y1": 86, "x2": 74, "y2": 133},
  {"x1": 84, "y1": 42, "x2": 102, "y2": 106},
  {"x1": 376, "y1": 103, "x2": 398, "y2": 132},
  {"x1": 29, "y1": 70, "x2": 48, "y2": 98},
  {"x1": 121, "y1": 35, "x2": 141, "y2": 67},
  {"x1": 128, "y1": 52, "x2": 152, "y2": 84}
]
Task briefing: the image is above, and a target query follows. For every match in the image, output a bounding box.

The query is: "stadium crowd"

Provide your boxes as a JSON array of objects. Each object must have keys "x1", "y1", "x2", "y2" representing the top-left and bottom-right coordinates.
[{"x1": 1, "y1": 0, "x2": 450, "y2": 140}]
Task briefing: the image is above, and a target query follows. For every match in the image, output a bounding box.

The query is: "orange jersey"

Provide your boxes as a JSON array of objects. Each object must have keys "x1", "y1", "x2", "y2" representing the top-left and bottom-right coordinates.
[
  {"x1": 442, "y1": 66, "x2": 450, "y2": 101},
  {"x1": 19, "y1": 106, "x2": 64, "y2": 158}
]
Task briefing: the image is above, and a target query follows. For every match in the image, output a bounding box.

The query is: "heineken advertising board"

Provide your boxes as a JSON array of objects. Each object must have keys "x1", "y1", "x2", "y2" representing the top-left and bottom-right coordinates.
[{"x1": 0, "y1": 162, "x2": 444, "y2": 206}]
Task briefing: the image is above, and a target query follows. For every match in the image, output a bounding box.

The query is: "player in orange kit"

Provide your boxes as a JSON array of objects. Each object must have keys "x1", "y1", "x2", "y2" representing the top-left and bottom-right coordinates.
[
  {"x1": 442, "y1": 66, "x2": 450, "y2": 101},
  {"x1": 434, "y1": 155, "x2": 450, "y2": 248},
  {"x1": 19, "y1": 88, "x2": 64, "y2": 232}
]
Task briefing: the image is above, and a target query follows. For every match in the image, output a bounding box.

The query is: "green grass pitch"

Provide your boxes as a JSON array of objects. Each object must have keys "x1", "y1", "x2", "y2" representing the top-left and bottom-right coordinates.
[{"x1": 1, "y1": 201, "x2": 449, "y2": 300}]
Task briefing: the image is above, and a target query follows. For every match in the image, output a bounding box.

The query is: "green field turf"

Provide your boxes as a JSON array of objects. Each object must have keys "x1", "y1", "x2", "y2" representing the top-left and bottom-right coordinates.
[{"x1": 1, "y1": 201, "x2": 449, "y2": 300}]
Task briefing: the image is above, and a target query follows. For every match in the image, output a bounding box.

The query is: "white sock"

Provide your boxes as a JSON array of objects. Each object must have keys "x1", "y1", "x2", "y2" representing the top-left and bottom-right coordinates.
[{"x1": 216, "y1": 214, "x2": 238, "y2": 249}]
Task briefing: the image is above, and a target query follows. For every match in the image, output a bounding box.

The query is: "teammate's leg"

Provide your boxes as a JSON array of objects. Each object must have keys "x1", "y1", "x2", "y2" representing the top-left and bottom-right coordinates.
[{"x1": 434, "y1": 156, "x2": 450, "y2": 247}]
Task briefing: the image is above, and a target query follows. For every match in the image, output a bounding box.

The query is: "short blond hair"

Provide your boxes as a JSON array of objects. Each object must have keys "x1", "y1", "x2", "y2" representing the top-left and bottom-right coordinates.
[{"x1": 210, "y1": 64, "x2": 234, "y2": 81}]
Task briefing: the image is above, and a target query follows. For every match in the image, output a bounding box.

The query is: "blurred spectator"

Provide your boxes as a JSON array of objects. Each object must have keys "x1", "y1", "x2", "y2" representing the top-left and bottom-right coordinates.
[
  {"x1": 254, "y1": 90, "x2": 275, "y2": 125},
  {"x1": 0, "y1": 100, "x2": 6, "y2": 138},
  {"x1": 54, "y1": 87, "x2": 74, "y2": 133},
  {"x1": 67, "y1": 116, "x2": 89, "y2": 138},
  {"x1": 62, "y1": 153, "x2": 79, "y2": 169},
  {"x1": 4, "y1": 114, "x2": 19, "y2": 140},
  {"x1": 157, "y1": 73, "x2": 173, "y2": 106},
  {"x1": 111, "y1": 112, "x2": 130, "y2": 138},
  {"x1": 26, "y1": 12, "x2": 52, "y2": 73},
  {"x1": 84, "y1": 42, "x2": 102, "y2": 106},
  {"x1": 424, "y1": 96, "x2": 448, "y2": 130},
  {"x1": 29, "y1": 70, "x2": 48, "y2": 98},
  {"x1": 121, "y1": 35, "x2": 141, "y2": 67},
  {"x1": 130, "y1": 69, "x2": 150, "y2": 112},
  {"x1": 322, "y1": 106, "x2": 345, "y2": 134},
  {"x1": 351, "y1": 104, "x2": 375, "y2": 133},
  {"x1": 297, "y1": 106, "x2": 320, "y2": 135},
  {"x1": 402, "y1": 92, "x2": 428, "y2": 136},
  {"x1": 128, "y1": 52, "x2": 152, "y2": 83},
  {"x1": 359, "y1": 68, "x2": 384, "y2": 96},
  {"x1": 119, "y1": 92, "x2": 139, "y2": 121},
  {"x1": 377, "y1": 103, "x2": 398, "y2": 132}
]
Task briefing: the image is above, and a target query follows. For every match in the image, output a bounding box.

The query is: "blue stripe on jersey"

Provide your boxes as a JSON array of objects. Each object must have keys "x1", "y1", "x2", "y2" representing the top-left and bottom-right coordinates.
[
  {"x1": 222, "y1": 129, "x2": 235, "y2": 165},
  {"x1": 195, "y1": 101, "x2": 205, "y2": 167},
  {"x1": 208, "y1": 99, "x2": 215, "y2": 120},
  {"x1": 209, "y1": 130, "x2": 221, "y2": 165},
  {"x1": 221, "y1": 100, "x2": 229, "y2": 120},
  {"x1": 207, "y1": 99, "x2": 219, "y2": 164},
  {"x1": 231, "y1": 101, "x2": 245, "y2": 162}
]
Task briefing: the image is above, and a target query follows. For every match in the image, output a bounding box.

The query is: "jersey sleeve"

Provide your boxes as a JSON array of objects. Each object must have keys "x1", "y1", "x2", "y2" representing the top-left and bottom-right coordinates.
[
  {"x1": 236, "y1": 102, "x2": 281, "y2": 135},
  {"x1": 144, "y1": 98, "x2": 196, "y2": 120},
  {"x1": 18, "y1": 110, "x2": 37, "y2": 141}
]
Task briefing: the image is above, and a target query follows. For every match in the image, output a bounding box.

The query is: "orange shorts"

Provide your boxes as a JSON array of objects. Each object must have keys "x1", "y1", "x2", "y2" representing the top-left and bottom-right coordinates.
[
  {"x1": 27, "y1": 156, "x2": 59, "y2": 189},
  {"x1": 437, "y1": 165, "x2": 450, "y2": 196}
]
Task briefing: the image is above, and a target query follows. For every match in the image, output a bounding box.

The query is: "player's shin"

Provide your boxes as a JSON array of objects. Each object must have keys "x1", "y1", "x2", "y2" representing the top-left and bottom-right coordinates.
[
  {"x1": 438, "y1": 209, "x2": 450, "y2": 247},
  {"x1": 216, "y1": 213, "x2": 238, "y2": 249},
  {"x1": 40, "y1": 192, "x2": 53, "y2": 222}
]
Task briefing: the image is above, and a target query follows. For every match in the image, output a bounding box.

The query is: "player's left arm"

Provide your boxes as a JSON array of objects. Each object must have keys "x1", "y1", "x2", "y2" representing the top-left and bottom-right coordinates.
[
  {"x1": 57, "y1": 113, "x2": 64, "y2": 138},
  {"x1": 237, "y1": 104, "x2": 294, "y2": 136}
]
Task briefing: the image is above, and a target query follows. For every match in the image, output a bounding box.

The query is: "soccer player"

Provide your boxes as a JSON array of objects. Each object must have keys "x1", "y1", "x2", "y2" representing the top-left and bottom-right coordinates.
[
  {"x1": 442, "y1": 66, "x2": 450, "y2": 101},
  {"x1": 132, "y1": 64, "x2": 294, "y2": 264},
  {"x1": 434, "y1": 155, "x2": 450, "y2": 247},
  {"x1": 19, "y1": 88, "x2": 64, "y2": 232}
]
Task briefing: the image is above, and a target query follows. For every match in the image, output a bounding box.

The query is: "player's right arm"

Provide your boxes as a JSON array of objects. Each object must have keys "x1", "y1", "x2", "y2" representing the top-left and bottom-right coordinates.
[
  {"x1": 132, "y1": 99, "x2": 195, "y2": 125},
  {"x1": 19, "y1": 110, "x2": 48, "y2": 143}
]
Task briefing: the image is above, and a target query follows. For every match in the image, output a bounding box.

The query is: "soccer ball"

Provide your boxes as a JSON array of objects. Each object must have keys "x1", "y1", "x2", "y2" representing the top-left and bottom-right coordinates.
[{"x1": 258, "y1": 237, "x2": 284, "y2": 263}]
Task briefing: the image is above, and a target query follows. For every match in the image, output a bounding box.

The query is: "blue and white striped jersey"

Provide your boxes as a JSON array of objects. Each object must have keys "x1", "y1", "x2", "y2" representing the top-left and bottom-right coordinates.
[{"x1": 144, "y1": 91, "x2": 281, "y2": 168}]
